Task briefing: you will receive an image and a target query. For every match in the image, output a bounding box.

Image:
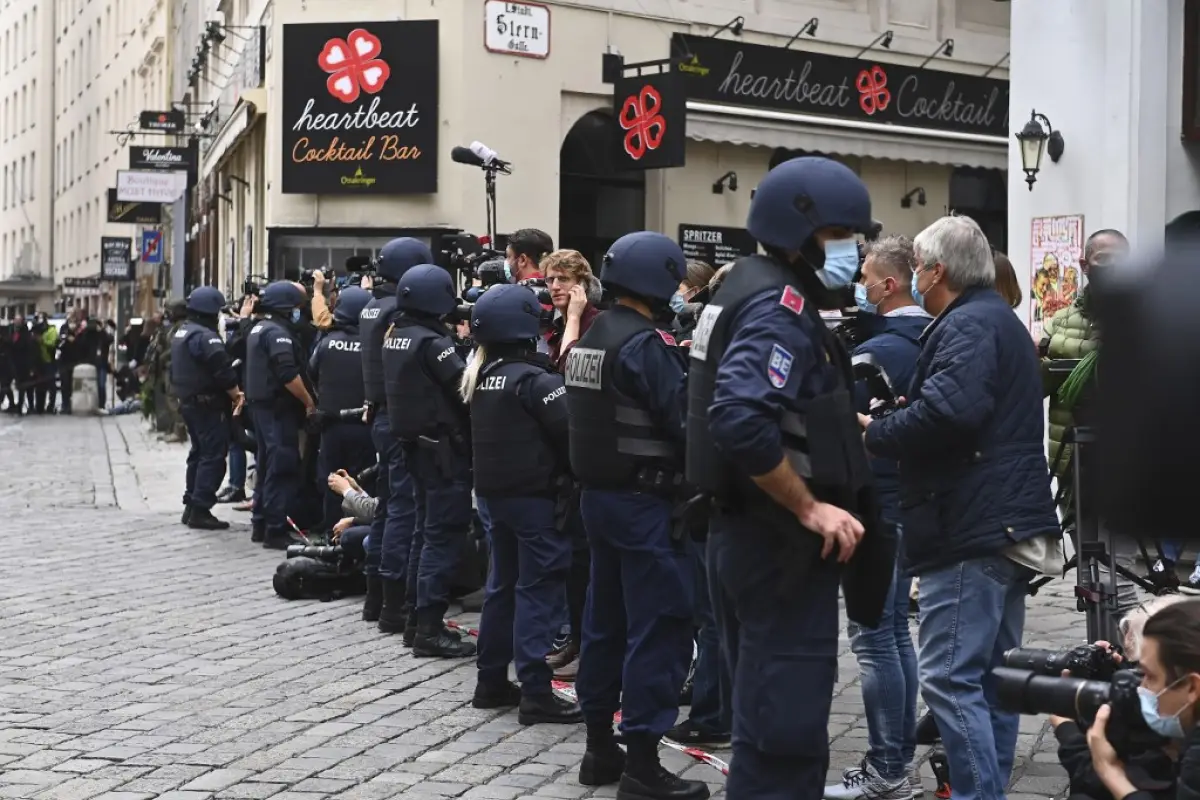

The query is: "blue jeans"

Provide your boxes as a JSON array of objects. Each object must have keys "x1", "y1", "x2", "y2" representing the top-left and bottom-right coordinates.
[
  {"x1": 228, "y1": 441, "x2": 247, "y2": 492},
  {"x1": 1160, "y1": 541, "x2": 1200, "y2": 569},
  {"x1": 918, "y1": 555, "x2": 1033, "y2": 800},
  {"x1": 97, "y1": 365, "x2": 108, "y2": 407},
  {"x1": 688, "y1": 538, "x2": 730, "y2": 734},
  {"x1": 848, "y1": 527, "x2": 917, "y2": 781}
]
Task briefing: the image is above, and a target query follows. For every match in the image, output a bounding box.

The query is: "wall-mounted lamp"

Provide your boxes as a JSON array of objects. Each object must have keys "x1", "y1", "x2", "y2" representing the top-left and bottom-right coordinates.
[
  {"x1": 784, "y1": 17, "x2": 819, "y2": 49},
  {"x1": 854, "y1": 30, "x2": 894, "y2": 59},
  {"x1": 712, "y1": 171, "x2": 738, "y2": 194},
  {"x1": 900, "y1": 187, "x2": 927, "y2": 208},
  {"x1": 709, "y1": 16, "x2": 745, "y2": 39},
  {"x1": 1015, "y1": 110, "x2": 1065, "y2": 191},
  {"x1": 918, "y1": 38, "x2": 955, "y2": 69}
]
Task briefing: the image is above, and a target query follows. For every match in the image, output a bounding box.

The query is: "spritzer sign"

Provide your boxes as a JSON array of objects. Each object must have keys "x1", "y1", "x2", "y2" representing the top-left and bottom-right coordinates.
[{"x1": 281, "y1": 21, "x2": 440, "y2": 195}]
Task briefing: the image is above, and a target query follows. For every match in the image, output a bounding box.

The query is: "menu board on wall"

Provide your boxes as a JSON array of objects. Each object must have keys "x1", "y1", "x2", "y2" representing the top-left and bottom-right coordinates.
[{"x1": 678, "y1": 224, "x2": 758, "y2": 266}]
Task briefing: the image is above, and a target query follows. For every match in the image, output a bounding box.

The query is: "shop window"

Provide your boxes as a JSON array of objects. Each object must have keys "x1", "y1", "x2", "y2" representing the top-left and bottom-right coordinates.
[
  {"x1": 273, "y1": 236, "x2": 419, "y2": 282},
  {"x1": 1185, "y1": 0, "x2": 1200, "y2": 140},
  {"x1": 949, "y1": 166, "x2": 1008, "y2": 253}
]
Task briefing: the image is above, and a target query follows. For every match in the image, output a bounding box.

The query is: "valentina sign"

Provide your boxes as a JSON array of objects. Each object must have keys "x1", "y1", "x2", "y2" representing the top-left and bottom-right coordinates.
[{"x1": 129, "y1": 145, "x2": 194, "y2": 173}]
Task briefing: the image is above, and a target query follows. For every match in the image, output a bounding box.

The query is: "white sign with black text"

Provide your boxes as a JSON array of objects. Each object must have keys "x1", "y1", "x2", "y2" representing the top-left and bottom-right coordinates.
[
  {"x1": 484, "y1": 0, "x2": 550, "y2": 59},
  {"x1": 116, "y1": 169, "x2": 189, "y2": 204}
]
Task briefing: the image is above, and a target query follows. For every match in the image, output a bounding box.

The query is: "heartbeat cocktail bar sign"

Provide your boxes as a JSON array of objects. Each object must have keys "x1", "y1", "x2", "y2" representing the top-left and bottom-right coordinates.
[
  {"x1": 281, "y1": 21, "x2": 440, "y2": 195},
  {"x1": 671, "y1": 34, "x2": 1008, "y2": 139}
]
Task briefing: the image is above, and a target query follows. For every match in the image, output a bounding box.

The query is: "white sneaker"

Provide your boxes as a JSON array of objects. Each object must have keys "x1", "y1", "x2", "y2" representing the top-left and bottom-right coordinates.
[
  {"x1": 908, "y1": 764, "x2": 924, "y2": 796},
  {"x1": 824, "y1": 761, "x2": 912, "y2": 800},
  {"x1": 1182, "y1": 567, "x2": 1200, "y2": 595}
]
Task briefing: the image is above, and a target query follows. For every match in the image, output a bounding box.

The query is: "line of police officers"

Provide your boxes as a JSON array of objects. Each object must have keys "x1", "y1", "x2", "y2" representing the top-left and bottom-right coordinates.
[{"x1": 168, "y1": 156, "x2": 894, "y2": 800}]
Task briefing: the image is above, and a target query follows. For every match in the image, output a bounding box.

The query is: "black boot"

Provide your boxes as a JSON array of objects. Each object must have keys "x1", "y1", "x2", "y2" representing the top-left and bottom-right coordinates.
[
  {"x1": 412, "y1": 615, "x2": 476, "y2": 658},
  {"x1": 518, "y1": 692, "x2": 583, "y2": 726},
  {"x1": 251, "y1": 521, "x2": 266, "y2": 543},
  {"x1": 181, "y1": 505, "x2": 193, "y2": 525},
  {"x1": 618, "y1": 734, "x2": 709, "y2": 800},
  {"x1": 402, "y1": 604, "x2": 417, "y2": 646},
  {"x1": 472, "y1": 681, "x2": 521, "y2": 709},
  {"x1": 216, "y1": 486, "x2": 246, "y2": 503},
  {"x1": 362, "y1": 575, "x2": 383, "y2": 622},
  {"x1": 262, "y1": 531, "x2": 299, "y2": 551},
  {"x1": 377, "y1": 580, "x2": 407, "y2": 634},
  {"x1": 580, "y1": 723, "x2": 626, "y2": 786},
  {"x1": 187, "y1": 507, "x2": 230, "y2": 530}
]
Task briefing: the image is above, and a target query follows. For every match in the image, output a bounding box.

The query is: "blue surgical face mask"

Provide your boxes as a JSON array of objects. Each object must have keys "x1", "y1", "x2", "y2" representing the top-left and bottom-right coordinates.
[
  {"x1": 504, "y1": 260, "x2": 516, "y2": 283},
  {"x1": 815, "y1": 238, "x2": 860, "y2": 289},
  {"x1": 1139, "y1": 680, "x2": 1189, "y2": 739},
  {"x1": 854, "y1": 281, "x2": 882, "y2": 315},
  {"x1": 669, "y1": 291, "x2": 686, "y2": 314},
  {"x1": 290, "y1": 308, "x2": 302, "y2": 324}
]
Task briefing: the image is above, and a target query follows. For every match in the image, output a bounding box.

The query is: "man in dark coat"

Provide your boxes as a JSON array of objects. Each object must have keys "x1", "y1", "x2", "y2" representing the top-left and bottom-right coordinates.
[
  {"x1": 861, "y1": 215, "x2": 1060, "y2": 800},
  {"x1": 9, "y1": 315, "x2": 37, "y2": 414}
]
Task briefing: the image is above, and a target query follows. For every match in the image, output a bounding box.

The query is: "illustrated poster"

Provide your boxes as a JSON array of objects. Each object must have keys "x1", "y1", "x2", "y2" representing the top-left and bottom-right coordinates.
[{"x1": 1029, "y1": 214, "x2": 1084, "y2": 342}]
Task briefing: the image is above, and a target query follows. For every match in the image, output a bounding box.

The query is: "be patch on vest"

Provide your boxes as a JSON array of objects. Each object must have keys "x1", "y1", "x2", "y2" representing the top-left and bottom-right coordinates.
[
  {"x1": 768, "y1": 344, "x2": 794, "y2": 389},
  {"x1": 779, "y1": 286, "x2": 805, "y2": 314}
]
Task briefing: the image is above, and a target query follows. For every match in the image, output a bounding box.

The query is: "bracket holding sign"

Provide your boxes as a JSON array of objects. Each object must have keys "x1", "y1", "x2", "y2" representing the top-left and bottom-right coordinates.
[{"x1": 603, "y1": 53, "x2": 687, "y2": 171}]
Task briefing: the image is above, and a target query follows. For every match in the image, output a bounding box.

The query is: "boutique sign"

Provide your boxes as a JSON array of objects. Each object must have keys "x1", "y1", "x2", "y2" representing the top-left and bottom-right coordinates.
[
  {"x1": 671, "y1": 34, "x2": 1008, "y2": 138},
  {"x1": 281, "y1": 21, "x2": 439, "y2": 195}
]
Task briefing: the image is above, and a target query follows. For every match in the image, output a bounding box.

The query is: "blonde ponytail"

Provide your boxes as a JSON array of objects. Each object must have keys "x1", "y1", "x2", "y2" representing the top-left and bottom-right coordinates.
[{"x1": 459, "y1": 344, "x2": 488, "y2": 403}]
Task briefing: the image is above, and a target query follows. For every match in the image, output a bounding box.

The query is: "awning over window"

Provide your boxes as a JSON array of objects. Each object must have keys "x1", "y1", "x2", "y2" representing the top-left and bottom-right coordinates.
[
  {"x1": 200, "y1": 88, "x2": 266, "y2": 179},
  {"x1": 686, "y1": 101, "x2": 1008, "y2": 171}
]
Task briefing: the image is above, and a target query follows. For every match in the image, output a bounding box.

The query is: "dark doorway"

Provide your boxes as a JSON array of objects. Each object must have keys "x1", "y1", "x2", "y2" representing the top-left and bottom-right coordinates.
[
  {"x1": 559, "y1": 110, "x2": 646, "y2": 268},
  {"x1": 950, "y1": 167, "x2": 1008, "y2": 253}
]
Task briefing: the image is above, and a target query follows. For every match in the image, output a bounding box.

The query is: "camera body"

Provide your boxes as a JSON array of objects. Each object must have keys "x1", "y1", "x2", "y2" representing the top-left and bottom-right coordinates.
[
  {"x1": 1005, "y1": 645, "x2": 1124, "y2": 681},
  {"x1": 439, "y1": 232, "x2": 504, "y2": 282}
]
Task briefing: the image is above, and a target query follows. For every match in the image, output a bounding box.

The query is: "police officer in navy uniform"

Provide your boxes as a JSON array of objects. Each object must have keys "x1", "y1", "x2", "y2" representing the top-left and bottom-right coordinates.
[
  {"x1": 687, "y1": 156, "x2": 884, "y2": 799},
  {"x1": 172, "y1": 286, "x2": 245, "y2": 531},
  {"x1": 464, "y1": 284, "x2": 583, "y2": 724},
  {"x1": 382, "y1": 264, "x2": 476, "y2": 658},
  {"x1": 246, "y1": 281, "x2": 317, "y2": 550},
  {"x1": 310, "y1": 287, "x2": 374, "y2": 534},
  {"x1": 565, "y1": 232, "x2": 708, "y2": 800},
  {"x1": 359, "y1": 237, "x2": 434, "y2": 630}
]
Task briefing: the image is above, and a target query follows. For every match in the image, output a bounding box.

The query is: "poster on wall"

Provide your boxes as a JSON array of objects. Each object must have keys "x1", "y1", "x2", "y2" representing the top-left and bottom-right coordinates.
[
  {"x1": 1029, "y1": 214, "x2": 1084, "y2": 341},
  {"x1": 612, "y1": 69, "x2": 686, "y2": 170},
  {"x1": 281, "y1": 21, "x2": 440, "y2": 195}
]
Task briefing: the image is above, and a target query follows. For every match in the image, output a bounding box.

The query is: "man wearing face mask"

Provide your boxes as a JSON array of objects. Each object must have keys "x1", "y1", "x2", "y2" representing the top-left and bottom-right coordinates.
[
  {"x1": 686, "y1": 156, "x2": 891, "y2": 798},
  {"x1": 861, "y1": 215, "x2": 1060, "y2": 800},
  {"x1": 504, "y1": 228, "x2": 554, "y2": 284}
]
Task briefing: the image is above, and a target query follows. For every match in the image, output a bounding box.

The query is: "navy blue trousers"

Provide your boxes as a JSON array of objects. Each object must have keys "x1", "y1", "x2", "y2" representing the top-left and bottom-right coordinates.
[
  {"x1": 407, "y1": 443, "x2": 471, "y2": 623},
  {"x1": 365, "y1": 414, "x2": 416, "y2": 581},
  {"x1": 249, "y1": 405, "x2": 300, "y2": 536},
  {"x1": 181, "y1": 404, "x2": 230, "y2": 510},
  {"x1": 317, "y1": 420, "x2": 374, "y2": 532}
]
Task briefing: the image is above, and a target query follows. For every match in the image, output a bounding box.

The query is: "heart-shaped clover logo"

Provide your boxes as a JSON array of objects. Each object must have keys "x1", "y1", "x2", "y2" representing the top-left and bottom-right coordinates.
[{"x1": 318, "y1": 28, "x2": 391, "y2": 104}]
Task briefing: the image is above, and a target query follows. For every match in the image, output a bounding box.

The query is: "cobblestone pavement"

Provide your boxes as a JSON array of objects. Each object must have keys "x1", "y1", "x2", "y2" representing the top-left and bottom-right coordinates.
[{"x1": 0, "y1": 413, "x2": 1088, "y2": 800}]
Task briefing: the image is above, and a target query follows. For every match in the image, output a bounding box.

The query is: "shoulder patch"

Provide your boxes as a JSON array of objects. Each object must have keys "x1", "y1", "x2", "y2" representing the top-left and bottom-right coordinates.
[
  {"x1": 655, "y1": 329, "x2": 677, "y2": 347},
  {"x1": 779, "y1": 285, "x2": 805, "y2": 315},
  {"x1": 767, "y1": 343, "x2": 794, "y2": 389}
]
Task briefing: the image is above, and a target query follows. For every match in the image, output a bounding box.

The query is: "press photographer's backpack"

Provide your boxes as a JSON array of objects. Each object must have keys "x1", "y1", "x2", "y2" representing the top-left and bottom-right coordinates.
[{"x1": 273, "y1": 557, "x2": 365, "y2": 601}]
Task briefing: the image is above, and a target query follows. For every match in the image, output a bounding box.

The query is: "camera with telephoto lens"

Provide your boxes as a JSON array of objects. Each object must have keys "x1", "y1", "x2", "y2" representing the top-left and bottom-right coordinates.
[
  {"x1": 440, "y1": 232, "x2": 504, "y2": 281},
  {"x1": 339, "y1": 255, "x2": 376, "y2": 289},
  {"x1": 1004, "y1": 644, "x2": 1125, "y2": 681},
  {"x1": 286, "y1": 544, "x2": 344, "y2": 562}
]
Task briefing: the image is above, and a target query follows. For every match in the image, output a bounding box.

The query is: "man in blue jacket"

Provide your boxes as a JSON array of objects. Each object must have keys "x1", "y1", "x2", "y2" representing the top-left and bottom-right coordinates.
[
  {"x1": 861, "y1": 215, "x2": 1060, "y2": 800},
  {"x1": 826, "y1": 235, "x2": 930, "y2": 800}
]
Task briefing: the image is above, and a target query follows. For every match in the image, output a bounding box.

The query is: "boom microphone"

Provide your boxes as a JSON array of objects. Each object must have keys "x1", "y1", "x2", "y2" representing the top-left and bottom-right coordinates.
[
  {"x1": 468, "y1": 141, "x2": 512, "y2": 173},
  {"x1": 451, "y1": 146, "x2": 486, "y2": 167}
]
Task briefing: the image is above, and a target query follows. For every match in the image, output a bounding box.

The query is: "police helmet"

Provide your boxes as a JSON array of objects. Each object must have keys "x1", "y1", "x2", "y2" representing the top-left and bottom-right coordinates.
[
  {"x1": 396, "y1": 265, "x2": 457, "y2": 316},
  {"x1": 600, "y1": 231, "x2": 687, "y2": 303},
  {"x1": 747, "y1": 157, "x2": 872, "y2": 252},
  {"x1": 377, "y1": 238, "x2": 434, "y2": 282},
  {"x1": 333, "y1": 287, "x2": 372, "y2": 325},
  {"x1": 470, "y1": 285, "x2": 541, "y2": 344},
  {"x1": 186, "y1": 286, "x2": 226, "y2": 316},
  {"x1": 259, "y1": 281, "x2": 306, "y2": 313}
]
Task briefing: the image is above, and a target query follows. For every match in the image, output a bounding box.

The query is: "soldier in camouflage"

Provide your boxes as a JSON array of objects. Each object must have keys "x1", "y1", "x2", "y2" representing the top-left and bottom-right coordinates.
[{"x1": 146, "y1": 299, "x2": 189, "y2": 442}]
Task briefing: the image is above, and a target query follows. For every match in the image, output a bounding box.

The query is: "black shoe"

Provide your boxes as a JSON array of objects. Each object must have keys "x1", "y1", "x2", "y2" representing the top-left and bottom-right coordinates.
[
  {"x1": 472, "y1": 681, "x2": 521, "y2": 709},
  {"x1": 362, "y1": 575, "x2": 383, "y2": 622},
  {"x1": 402, "y1": 611, "x2": 417, "y2": 647},
  {"x1": 251, "y1": 522, "x2": 266, "y2": 544},
  {"x1": 216, "y1": 486, "x2": 246, "y2": 503},
  {"x1": 665, "y1": 720, "x2": 730, "y2": 748},
  {"x1": 412, "y1": 626, "x2": 477, "y2": 658},
  {"x1": 617, "y1": 767, "x2": 710, "y2": 800},
  {"x1": 262, "y1": 532, "x2": 300, "y2": 551},
  {"x1": 187, "y1": 508, "x2": 231, "y2": 530},
  {"x1": 518, "y1": 692, "x2": 583, "y2": 726},
  {"x1": 377, "y1": 580, "x2": 407, "y2": 634},
  {"x1": 678, "y1": 676, "x2": 693, "y2": 707},
  {"x1": 181, "y1": 506, "x2": 193, "y2": 525},
  {"x1": 579, "y1": 742, "x2": 626, "y2": 786}
]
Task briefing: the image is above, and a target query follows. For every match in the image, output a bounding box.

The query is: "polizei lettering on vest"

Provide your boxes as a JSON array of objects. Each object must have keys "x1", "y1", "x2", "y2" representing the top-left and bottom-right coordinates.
[
  {"x1": 360, "y1": 308, "x2": 381, "y2": 320},
  {"x1": 382, "y1": 337, "x2": 412, "y2": 350},
  {"x1": 436, "y1": 347, "x2": 455, "y2": 362},
  {"x1": 542, "y1": 385, "x2": 565, "y2": 404},
  {"x1": 564, "y1": 347, "x2": 605, "y2": 390},
  {"x1": 328, "y1": 339, "x2": 362, "y2": 352},
  {"x1": 478, "y1": 375, "x2": 507, "y2": 392}
]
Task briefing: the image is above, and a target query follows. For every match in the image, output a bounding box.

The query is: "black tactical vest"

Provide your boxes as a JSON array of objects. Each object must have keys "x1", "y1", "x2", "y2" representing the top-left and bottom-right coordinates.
[
  {"x1": 316, "y1": 328, "x2": 366, "y2": 414},
  {"x1": 471, "y1": 357, "x2": 562, "y2": 497},
  {"x1": 359, "y1": 293, "x2": 397, "y2": 407},
  {"x1": 381, "y1": 318, "x2": 463, "y2": 440},
  {"x1": 686, "y1": 255, "x2": 871, "y2": 512},
  {"x1": 565, "y1": 306, "x2": 679, "y2": 490},
  {"x1": 169, "y1": 320, "x2": 220, "y2": 400},
  {"x1": 245, "y1": 317, "x2": 290, "y2": 403}
]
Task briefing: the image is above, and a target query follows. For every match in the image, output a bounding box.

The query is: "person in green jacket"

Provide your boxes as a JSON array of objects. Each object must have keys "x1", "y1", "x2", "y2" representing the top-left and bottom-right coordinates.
[{"x1": 33, "y1": 315, "x2": 59, "y2": 413}]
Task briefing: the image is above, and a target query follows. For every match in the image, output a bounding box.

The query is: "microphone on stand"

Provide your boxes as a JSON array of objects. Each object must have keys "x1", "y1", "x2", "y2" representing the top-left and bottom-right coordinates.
[{"x1": 450, "y1": 142, "x2": 512, "y2": 174}]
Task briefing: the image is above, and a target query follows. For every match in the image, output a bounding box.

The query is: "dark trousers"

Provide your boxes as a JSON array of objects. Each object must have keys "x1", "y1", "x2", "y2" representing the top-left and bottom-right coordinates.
[
  {"x1": 709, "y1": 514, "x2": 841, "y2": 800},
  {"x1": 181, "y1": 404, "x2": 231, "y2": 510},
  {"x1": 564, "y1": 502, "x2": 590, "y2": 648},
  {"x1": 249, "y1": 405, "x2": 300, "y2": 536},
  {"x1": 317, "y1": 420, "x2": 374, "y2": 531},
  {"x1": 365, "y1": 415, "x2": 390, "y2": 576},
  {"x1": 33, "y1": 363, "x2": 54, "y2": 413},
  {"x1": 476, "y1": 496, "x2": 572, "y2": 696},
  {"x1": 576, "y1": 489, "x2": 693, "y2": 737},
  {"x1": 407, "y1": 442, "x2": 471, "y2": 623},
  {"x1": 57, "y1": 362, "x2": 74, "y2": 413},
  {"x1": 366, "y1": 415, "x2": 416, "y2": 582},
  {"x1": 689, "y1": 537, "x2": 731, "y2": 734}
]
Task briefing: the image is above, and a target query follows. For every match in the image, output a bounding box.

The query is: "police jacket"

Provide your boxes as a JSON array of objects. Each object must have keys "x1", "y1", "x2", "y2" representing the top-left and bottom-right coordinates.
[
  {"x1": 564, "y1": 305, "x2": 687, "y2": 491},
  {"x1": 309, "y1": 324, "x2": 365, "y2": 415},
  {"x1": 470, "y1": 351, "x2": 569, "y2": 497},
  {"x1": 359, "y1": 286, "x2": 397, "y2": 408},
  {"x1": 864, "y1": 287, "x2": 1060, "y2": 575},
  {"x1": 381, "y1": 314, "x2": 467, "y2": 441},
  {"x1": 245, "y1": 314, "x2": 306, "y2": 407},
  {"x1": 169, "y1": 317, "x2": 238, "y2": 401}
]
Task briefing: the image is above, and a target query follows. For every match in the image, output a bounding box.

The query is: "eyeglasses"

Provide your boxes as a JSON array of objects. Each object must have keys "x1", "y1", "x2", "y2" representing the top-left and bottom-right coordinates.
[{"x1": 545, "y1": 275, "x2": 577, "y2": 285}]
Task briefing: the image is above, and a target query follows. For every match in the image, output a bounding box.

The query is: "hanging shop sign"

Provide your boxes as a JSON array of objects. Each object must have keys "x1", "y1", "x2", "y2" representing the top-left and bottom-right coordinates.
[
  {"x1": 129, "y1": 144, "x2": 198, "y2": 187},
  {"x1": 678, "y1": 224, "x2": 757, "y2": 266},
  {"x1": 116, "y1": 169, "x2": 189, "y2": 204},
  {"x1": 106, "y1": 189, "x2": 162, "y2": 224},
  {"x1": 100, "y1": 237, "x2": 135, "y2": 281},
  {"x1": 281, "y1": 20, "x2": 440, "y2": 195},
  {"x1": 139, "y1": 109, "x2": 186, "y2": 134},
  {"x1": 612, "y1": 68, "x2": 687, "y2": 170},
  {"x1": 671, "y1": 34, "x2": 1009, "y2": 138},
  {"x1": 484, "y1": 0, "x2": 550, "y2": 59}
]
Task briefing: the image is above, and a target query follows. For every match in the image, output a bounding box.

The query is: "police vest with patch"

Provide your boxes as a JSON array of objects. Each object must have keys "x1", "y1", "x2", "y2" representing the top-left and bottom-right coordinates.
[
  {"x1": 169, "y1": 320, "x2": 222, "y2": 400},
  {"x1": 316, "y1": 328, "x2": 366, "y2": 415},
  {"x1": 565, "y1": 306, "x2": 680, "y2": 490},
  {"x1": 245, "y1": 317, "x2": 291, "y2": 403},
  {"x1": 359, "y1": 294, "x2": 397, "y2": 408},
  {"x1": 381, "y1": 317, "x2": 463, "y2": 440},
  {"x1": 687, "y1": 255, "x2": 872, "y2": 514},
  {"x1": 471, "y1": 357, "x2": 563, "y2": 497}
]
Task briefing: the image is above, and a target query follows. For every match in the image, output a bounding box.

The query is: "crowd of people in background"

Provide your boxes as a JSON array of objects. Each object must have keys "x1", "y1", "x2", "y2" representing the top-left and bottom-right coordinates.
[{"x1": 0, "y1": 311, "x2": 119, "y2": 415}]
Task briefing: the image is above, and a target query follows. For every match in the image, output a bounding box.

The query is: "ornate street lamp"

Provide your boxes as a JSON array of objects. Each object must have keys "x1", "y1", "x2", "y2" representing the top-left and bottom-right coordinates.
[{"x1": 1015, "y1": 110, "x2": 1065, "y2": 190}]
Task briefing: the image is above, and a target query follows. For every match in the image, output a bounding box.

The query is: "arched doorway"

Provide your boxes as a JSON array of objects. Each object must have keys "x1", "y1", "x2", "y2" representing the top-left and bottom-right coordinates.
[{"x1": 559, "y1": 110, "x2": 646, "y2": 268}]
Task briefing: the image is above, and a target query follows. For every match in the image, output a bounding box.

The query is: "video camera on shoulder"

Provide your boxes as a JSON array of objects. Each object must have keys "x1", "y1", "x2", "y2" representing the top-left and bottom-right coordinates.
[
  {"x1": 243, "y1": 273, "x2": 269, "y2": 298},
  {"x1": 439, "y1": 232, "x2": 505, "y2": 283}
]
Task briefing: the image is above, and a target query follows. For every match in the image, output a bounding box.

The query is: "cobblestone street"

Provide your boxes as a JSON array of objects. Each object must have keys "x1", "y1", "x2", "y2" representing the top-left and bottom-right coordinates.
[{"x1": 0, "y1": 414, "x2": 1083, "y2": 800}]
